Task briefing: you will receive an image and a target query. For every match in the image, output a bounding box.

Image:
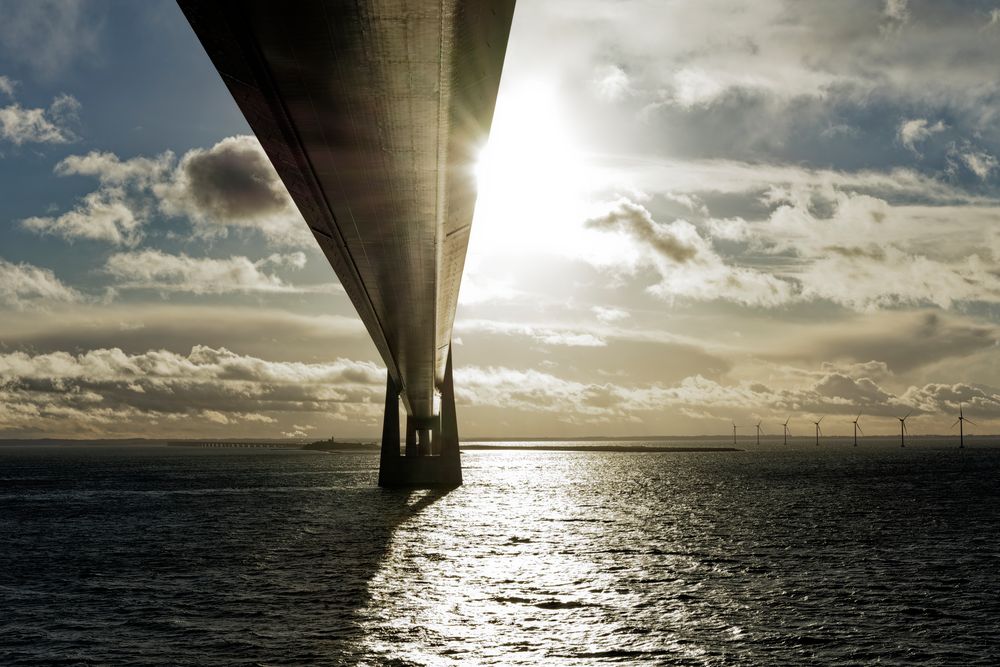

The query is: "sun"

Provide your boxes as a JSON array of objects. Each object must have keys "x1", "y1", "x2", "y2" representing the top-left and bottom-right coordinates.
[{"x1": 471, "y1": 81, "x2": 591, "y2": 254}]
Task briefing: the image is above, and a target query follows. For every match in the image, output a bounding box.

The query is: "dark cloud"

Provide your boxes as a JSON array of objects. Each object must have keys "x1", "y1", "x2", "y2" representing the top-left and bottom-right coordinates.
[
  {"x1": 585, "y1": 198, "x2": 700, "y2": 263},
  {"x1": 778, "y1": 311, "x2": 998, "y2": 372},
  {"x1": 173, "y1": 135, "x2": 290, "y2": 221}
]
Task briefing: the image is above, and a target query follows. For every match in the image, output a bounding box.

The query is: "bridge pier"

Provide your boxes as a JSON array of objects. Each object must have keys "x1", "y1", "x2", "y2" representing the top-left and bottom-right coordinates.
[{"x1": 378, "y1": 349, "x2": 462, "y2": 488}]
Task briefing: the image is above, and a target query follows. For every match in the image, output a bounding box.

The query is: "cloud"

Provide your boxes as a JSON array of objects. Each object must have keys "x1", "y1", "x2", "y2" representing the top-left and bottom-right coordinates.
[
  {"x1": 0, "y1": 75, "x2": 14, "y2": 97},
  {"x1": 23, "y1": 136, "x2": 310, "y2": 246},
  {"x1": 453, "y1": 361, "x2": 991, "y2": 426},
  {"x1": 104, "y1": 249, "x2": 337, "y2": 295},
  {"x1": 797, "y1": 246, "x2": 1000, "y2": 310},
  {"x1": 0, "y1": 0, "x2": 102, "y2": 78},
  {"x1": 898, "y1": 118, "x2": 945, "y2": 154},
  {"x1": 22, "y1": 186, "x2": 142, "y2": 246},
  {"x1": 0, "y1": 258, "x2": 82, "y2": 308},
  {"x1": 754, "y1": 188, "x2": 1000, "y2": 309},
  {"x1": 155, "y1": 135, "x2": 308, "y2": 244},
  {"x1": 584, "y1": 198, "x2": 793, "y2": 307},
  {"x1": 706, "y1": 217, "x2": 750, "y2": 241},
  {"x1": 0, "y1": 304, "x2": 368, "y2": 363},
  {"x1": 456, "y1": 319, "x2": 607, "y2": 347},
  {"x1": 772, "y1": 310, "x2": 999, "y2": 373},
  {"x1": 458, "y1": 274, "x2": 519, "y2": 305},
  {"x1": 0, "y1": 92, "x2": 80, "y2": 145},
  {"x1": 622, "y1": 158, "x2": 988, "y2": 206},
  {"x1": 592, "y1": 306, "x2": 629, "y2": 323},
  {"x1": 0, "y1": 345, "x2": 384, "y2": 437},
  {"x1": 593, "y1": 64, "x2": 632, "y2": 102},
  {"x1": 586, "y1": 198, "x2": 700, "y2": 263},
  {"x1": 960, "y1": 149, "x2": 998, "y2": 181},
  {"x1": 881, "y1": 0, "x2": 909, "y2": 32},
  {"x1": 56, "y1": 149, "x2": 173, "y2": 186}
]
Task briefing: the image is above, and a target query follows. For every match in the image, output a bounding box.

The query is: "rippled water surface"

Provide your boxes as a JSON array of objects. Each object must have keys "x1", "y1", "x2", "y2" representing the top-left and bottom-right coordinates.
[{"x1": 2, "y1": 443, "x2": 999, "y2": 665}]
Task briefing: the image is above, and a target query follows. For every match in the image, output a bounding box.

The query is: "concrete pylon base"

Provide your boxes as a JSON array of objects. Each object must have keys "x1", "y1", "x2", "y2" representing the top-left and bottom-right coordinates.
[{"x1": 378, "y1": 347, "x2": 462, "y2": 488}]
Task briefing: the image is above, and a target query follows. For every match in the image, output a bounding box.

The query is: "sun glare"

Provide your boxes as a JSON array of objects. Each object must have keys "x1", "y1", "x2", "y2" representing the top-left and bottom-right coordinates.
[
  {"x1": 470, "y1": 82, "x2": 637, "y2": 270},
  {"x1": 472, "y1": 83, "x2": 590, "y2": 251}
]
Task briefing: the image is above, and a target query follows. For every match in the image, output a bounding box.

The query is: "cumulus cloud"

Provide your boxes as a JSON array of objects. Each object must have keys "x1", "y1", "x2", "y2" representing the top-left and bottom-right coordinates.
[
  {"x1": 593, "y1": 64, "x2": 632, "y2": 102},
  {"x1": 454, "y1": 361, "x2": 1000, "y2": 427},
  {"x1": 745, "y1": 187, "x2": 1000, "y2": 309},
  {"x1": 0, "y1": 91, "x2": 80, "y2": 145},
  {"x1": 0, "y1": 75, "x2": 14, "y2": 97},
  {"x1": 585, "y1": 198, "x2": 793, "y2": 307},
  {"x1": 22, "y1": 136, "x2": 309, "y2": 246},
  {"x1": 706, "y1": 217, "x2": 751, "y2": 241},
  {"x1": 0, "y1": 258, "x2": 82, "y2": 308},
  {"x1": 104, "y1": 250, "x2": 337, "y2": 295},
  {"x1": 155, "y1": 135, "x2": 308, "y2": 244},
  {"x1": 56, "y1": 149, "x2": 173, "y2": 186},
  {"x1": 0, "y1": 345, "x2": 384, "y2": 437},
  {"x1": 960, "y1": 149, "x2": 998, "y2": 181},
  {"x1": 586, "y1": 198, "x2": 700, "y2": 263},
  {"x1": 22, "y1": 187, "x2": 143, "y2": 246},
  {"x1": 898, "y1": 118, "x2": 945, "y2": 154}
]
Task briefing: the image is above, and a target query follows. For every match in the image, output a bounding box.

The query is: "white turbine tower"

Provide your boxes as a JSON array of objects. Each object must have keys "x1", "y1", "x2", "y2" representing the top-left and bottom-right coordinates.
[
  {"x1": 851, "y1": 412, "x2": 863, "y2": 447},
  {"x1": 782, "y1": 417, "x2": 791, "y2": 446},
  {"x1": 812, "y1": 416, "x2": 824, "y2": 446},
  {"x1": 953, "y1": 404, "x2": 975, "y2": 449},
  {"x1": 755, "y1": 420, "x2": 764, "y2": 447},
  {"x1": 897, "y1": 410, "x2": 912, "y2": 448}
]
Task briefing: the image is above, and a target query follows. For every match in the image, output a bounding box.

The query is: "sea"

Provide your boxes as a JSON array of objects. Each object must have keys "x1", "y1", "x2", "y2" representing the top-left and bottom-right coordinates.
[{"x1": 2, "y1": 438, "x2": 999, "y2": 665}]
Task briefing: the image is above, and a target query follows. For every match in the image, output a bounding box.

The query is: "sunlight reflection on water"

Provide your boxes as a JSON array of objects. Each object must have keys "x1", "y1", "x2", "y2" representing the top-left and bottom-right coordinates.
[{"x1": 1, "y1": 445, "x2": 999, "y2": 665}]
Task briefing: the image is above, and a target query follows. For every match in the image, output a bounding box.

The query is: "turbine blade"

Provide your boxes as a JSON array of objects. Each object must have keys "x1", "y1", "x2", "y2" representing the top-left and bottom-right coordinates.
[
  {"x1": 857, "y1": 424, "x2": 864, "y2": 435},
  {"x1": 966, "y1": 419, "x2": 977, "y2": 426},
  {"x1": 904, "y1": 409, "x2": 912, "y2": 419},
  {"x1": 951, "y1": 419, "x2": 961, "y2": 428}
]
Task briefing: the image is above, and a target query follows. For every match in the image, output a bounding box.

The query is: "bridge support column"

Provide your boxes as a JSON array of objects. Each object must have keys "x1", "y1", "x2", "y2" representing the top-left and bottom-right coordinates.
[
  {"x1": 377, "y1": 347, "x2": 462, "y2": 488},
  {"x1": 377, "y1": 373, "x2": 401, "y2": 487},
  {"x1": 405, "y1": 416, "x2": 417, "y2": 457}
]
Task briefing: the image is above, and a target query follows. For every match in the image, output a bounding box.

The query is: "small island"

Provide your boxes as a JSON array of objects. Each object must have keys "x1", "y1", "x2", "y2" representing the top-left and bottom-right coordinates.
[{"x1": 301, "y1": 437, "x2": 378, "y2": 452}]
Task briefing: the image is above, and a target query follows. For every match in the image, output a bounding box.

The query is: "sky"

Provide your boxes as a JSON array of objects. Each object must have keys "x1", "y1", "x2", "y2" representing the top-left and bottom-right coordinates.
[{"x1": 0, "y1": 0, "x2": 998, "y2": 440}]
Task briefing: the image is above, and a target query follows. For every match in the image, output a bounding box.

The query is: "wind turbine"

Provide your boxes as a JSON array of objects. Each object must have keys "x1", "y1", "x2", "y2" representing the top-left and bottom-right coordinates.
[
  {"x1": 851, "y1": 412, "x2": 863, "y2": 447},
  {"x1": 732, "y1": 421, "x2": 739, "y2": 446},
  {"x1": 782, "y1": 417, "x2": 791, "y2": 446},
  {"x1": 754, "y1": 420, "x2": 764, "y2": 446},
  {"x1": 953, "y1": 404, "x2": 975, "y2": 449},
  {"x1": 897, "y1": 410, "x2": 911, "y2": 448},
  {"x1": 812, "y1": 416, "x2": 824, "y2": 446}
]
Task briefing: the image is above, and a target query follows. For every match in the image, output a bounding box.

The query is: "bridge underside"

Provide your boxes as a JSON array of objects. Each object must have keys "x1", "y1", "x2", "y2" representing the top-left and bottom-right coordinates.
[{"x1": 178, "y1": 0, "x2": 513, "y2": 486}]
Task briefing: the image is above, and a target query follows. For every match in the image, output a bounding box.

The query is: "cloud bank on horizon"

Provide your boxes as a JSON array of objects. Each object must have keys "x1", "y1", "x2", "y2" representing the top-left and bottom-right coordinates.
[{"x1": 0, "y1": 0, "x2": 998, "y2": 439}]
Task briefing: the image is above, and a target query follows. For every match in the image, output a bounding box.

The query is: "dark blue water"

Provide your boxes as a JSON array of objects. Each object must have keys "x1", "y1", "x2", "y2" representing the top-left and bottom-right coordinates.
[{"x1": 2, "y1": 443, "x2": 999, "y2": 665}]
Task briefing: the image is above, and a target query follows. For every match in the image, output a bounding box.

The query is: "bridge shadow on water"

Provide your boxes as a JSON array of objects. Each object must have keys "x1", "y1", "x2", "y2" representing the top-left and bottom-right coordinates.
[
  {"x1": 209, "y1": 482, "x2": 455, "y2": 664},
  {"x1": 227, "y1": 482, "x2": 455, "y2": 664},
  {"x1": 0, "y1": 447, "x2": 453, "y2": 665}
]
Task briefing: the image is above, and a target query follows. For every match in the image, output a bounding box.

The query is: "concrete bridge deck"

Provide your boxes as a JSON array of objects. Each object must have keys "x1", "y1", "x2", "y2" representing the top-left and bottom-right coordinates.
[{"x1": 178, "y1": 0, "x2": 515, "y2": 486}]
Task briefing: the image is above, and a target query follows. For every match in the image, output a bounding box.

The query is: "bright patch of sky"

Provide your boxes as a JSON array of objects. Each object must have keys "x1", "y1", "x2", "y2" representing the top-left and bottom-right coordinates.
[{"x1": 1, "y1": 0, "x2": 998, "y2": 439}]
